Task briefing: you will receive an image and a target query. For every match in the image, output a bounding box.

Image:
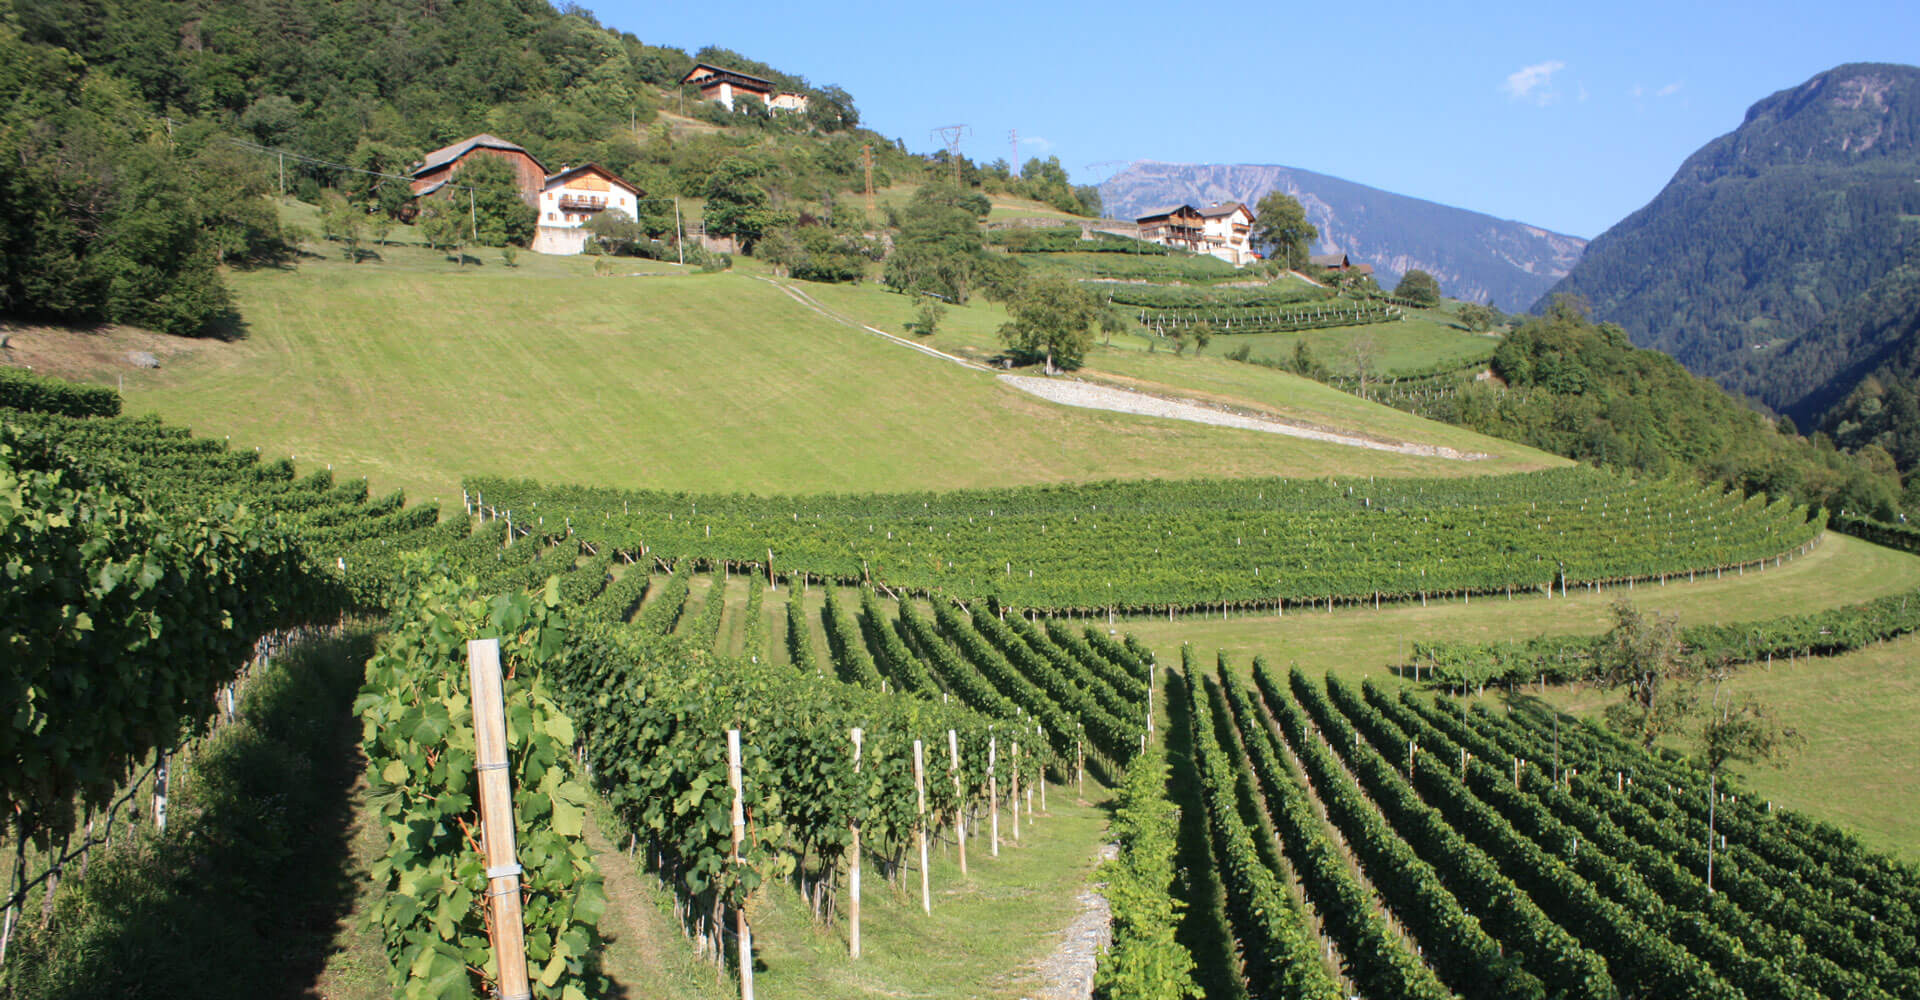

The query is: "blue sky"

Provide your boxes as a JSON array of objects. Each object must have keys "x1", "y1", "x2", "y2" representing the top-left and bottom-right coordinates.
[{"x1": 586, "y1": 0, "x2": 1917, "y2": 238}]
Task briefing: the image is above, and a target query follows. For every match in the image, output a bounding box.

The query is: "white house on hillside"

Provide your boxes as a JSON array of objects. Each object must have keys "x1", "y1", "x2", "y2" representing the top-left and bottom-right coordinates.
[
  {"x1": 1197, "y1": 202, "x2": 1256, "y2": 265},
  {"x1": 531, "y1": 163, "x2": 644, "y2": 256},
  {"x1": 1135, "y1": 201, "x2": 1260, "y2": 266},
  {"x1": 680, "y1": 63, "x2": 810, "y2": 114}
]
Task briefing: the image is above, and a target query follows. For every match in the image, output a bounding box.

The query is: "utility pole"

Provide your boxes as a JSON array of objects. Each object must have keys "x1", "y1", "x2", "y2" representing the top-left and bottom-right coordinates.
[
  {"x1": 931, "y1": 124, "x2": 970, "y2": 188},
  {"x1": 1009, "y1": 129, "x2": 1018, "y2": 177},
  {"x1": 861, "y1": 144, "x2": 876, "y2": 217}
]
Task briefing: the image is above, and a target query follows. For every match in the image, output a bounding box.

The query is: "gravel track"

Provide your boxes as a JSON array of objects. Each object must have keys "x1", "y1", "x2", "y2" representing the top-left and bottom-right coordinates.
[{"x1": 999, "y1": 375, "x2": 1488, "y2": 460}]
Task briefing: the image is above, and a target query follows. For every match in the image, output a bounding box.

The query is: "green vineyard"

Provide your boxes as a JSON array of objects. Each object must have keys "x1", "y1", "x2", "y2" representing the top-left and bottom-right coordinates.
[
  {"x1": 9, "y1": 380, "x2": 1920, "y2": 1000},
  {"x1": 465, "y1": 468, "x2": 1825, "y2": 613},
  {"x1": 1180, "y1": 657, "x2": 1920, "y2": 1000}
]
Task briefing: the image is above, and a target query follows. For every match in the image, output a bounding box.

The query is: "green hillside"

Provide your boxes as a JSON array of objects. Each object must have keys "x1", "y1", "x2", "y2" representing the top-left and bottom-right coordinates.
[{"x1": 21, "y1": 233, "x2": 1556, "y2": 504}]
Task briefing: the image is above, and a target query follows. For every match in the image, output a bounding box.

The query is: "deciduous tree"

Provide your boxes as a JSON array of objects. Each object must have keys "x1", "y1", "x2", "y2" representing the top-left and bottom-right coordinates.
[
  {"x1": 1395, "y1": 269, "x2": 1441, "y2": 307},
  {"x1": 1595, "y1": 600, "x2": 1699, "y2": 748},
  {"x1": 1252, "y1": 191, "x2": 1317, "y2": 271},
  {"x1": 999, "y1": 275, "x2": 1097, "y2": 372}
]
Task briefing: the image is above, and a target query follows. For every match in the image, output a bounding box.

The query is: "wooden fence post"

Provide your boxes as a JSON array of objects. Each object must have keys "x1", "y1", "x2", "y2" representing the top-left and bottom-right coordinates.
[
  {"x1": 947, "y1": 730, "x2": 966, "y2": 876},
  {"x1": 849, "y1": 727, "x2": 863, "y2": 960},
  {"x1": 468, "y1": 639, "x2": 532, "y2": 1000},
  {"x1": 727, "y1": 729, "x2": 754, "y2": 1000},
  {"x1": 913, "y1": 740, "x2": 930, "y2": 914}
]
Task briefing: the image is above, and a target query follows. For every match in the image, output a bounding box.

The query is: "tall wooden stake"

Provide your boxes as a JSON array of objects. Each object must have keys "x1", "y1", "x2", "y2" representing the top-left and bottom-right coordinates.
[
  {"x1": 1010, "y1": 741, "x2": 1021, "y2": 844},
  {"x1": 1035, "y1": 724, "x2": 1046, "y2": 815},
  {"x1": 947, "y1": 730, "x2": 966, "y2": 875},
  {"x1": 989, "y1": 737, "x2": 1000, "y2": 857},
  {"x1": 728, "y1": 729, "x2": 754, "y2": 1000},
  {"x1": 913, "y1": 740, "x2": 930, "y2": 914},
  {"x1": 848, "y1": 728, "x2": 863, "y2": 959},
  {"x1": 468, "y1": 639, "x2": 531, "y2": 1000}
]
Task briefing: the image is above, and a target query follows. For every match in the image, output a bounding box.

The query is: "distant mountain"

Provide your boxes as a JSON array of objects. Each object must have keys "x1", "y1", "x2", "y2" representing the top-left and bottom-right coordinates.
[
  {"x1": 1098, "y1": 161, "x2": 1586, "y2": 308},
  {"x1": 1540, "y1": 63, "x2": 1920, "y2": 393}
]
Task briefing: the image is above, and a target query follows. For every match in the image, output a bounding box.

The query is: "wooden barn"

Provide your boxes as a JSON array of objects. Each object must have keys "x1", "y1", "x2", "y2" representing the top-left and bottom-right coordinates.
[{"x1": 409, "y1": 134, "x2": 547, "y2": 205}]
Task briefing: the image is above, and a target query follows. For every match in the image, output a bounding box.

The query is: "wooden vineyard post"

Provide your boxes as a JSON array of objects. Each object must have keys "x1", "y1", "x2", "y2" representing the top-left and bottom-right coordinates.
[
  {"x1": 913, "y1": 740, "x2": 930, "y2": 915},
  {"x1": 849, "y1": 727, "x2": 863, "y2": 960},
  {"x1": 1010, "y1": 741, "x2": 1021, "y2": 845},
  {"x1": 948, "y1": 730, "x2": 966, "y2": 875},
  {"x1": 467, "y1": 639, "x2": 532, "y2": 1000},
  {"x1": 1035, "y1": 724, "x2": 1046, "y2": 816},
  {"x1": 1076, "y1": 738, "x2": 1085, "y2": 798},
  {"x1": 728, "y1": 729, "x2": 755, "y2": 1000},
  {"x1": 989, "y1": 736, "x2": 1000, "y2": 857}
]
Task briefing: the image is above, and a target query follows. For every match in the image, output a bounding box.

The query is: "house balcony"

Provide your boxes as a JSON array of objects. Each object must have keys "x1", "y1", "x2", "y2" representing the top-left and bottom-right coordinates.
[{"x1": 558, "y1": 194, "x2": 609, "y2": 211}]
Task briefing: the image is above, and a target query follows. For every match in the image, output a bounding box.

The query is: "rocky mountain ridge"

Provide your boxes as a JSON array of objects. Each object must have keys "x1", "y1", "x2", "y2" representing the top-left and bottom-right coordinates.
[{"x1": 1099, "y1": 160, "x2": 1587, "y2": 308}]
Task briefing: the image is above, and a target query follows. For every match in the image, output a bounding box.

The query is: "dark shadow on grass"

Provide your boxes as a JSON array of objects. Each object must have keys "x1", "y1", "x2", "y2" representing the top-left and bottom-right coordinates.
[
  {"x1": 1162, "y1": 670, "x2": 1250, "y2": 1000},
  {"x1": 0, "y1": 629, "x2": 378, "y2": 1000}
]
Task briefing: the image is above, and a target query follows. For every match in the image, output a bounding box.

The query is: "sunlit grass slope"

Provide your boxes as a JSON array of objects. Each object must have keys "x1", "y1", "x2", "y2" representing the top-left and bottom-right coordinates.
[{"x1": 101, "y1": 243, "x2": 1556, "y2": 503}]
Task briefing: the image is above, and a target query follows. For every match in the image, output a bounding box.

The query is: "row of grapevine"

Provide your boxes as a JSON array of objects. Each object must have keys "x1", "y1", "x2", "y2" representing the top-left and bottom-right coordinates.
[
  {"x1": 465, "y1": 467, "x2": 1825, "y2": 613},
  {"x1": 1137, "y1": 301, "x2": 1401, "y2": 336},
  {"x1": 1208, "y1": 664, "x2": 1920, "y2": 1000},
  {"x1": 1202, "y1": 662, "x2": 1451, "y2": 1000},
  {"x1": 1451, "y1": 698, "x2": 1920, "y2": 987},
  {"x1": 1396, "y1": 693, "x2": 1911, "y2": 997},
  {"x1": 1246, "y1": 661, "x2": 1609, "y2": 1000},
  {"x1": 1348, "y1": 682, "x2": 1833, "y2": 1000},
  {"x1": 1174, "y1": 664, "x2": 1341, "y2": 1000},
  {"x1": 1413, "y1": 586, "x2": 1920, "y2": 690}
]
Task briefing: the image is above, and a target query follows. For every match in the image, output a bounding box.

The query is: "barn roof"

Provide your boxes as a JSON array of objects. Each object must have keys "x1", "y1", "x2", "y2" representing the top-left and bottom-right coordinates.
[
  {"x1": 413, "y1": 134, "x2": 543, "y2": 177},
  {"x1": 1309, "y1": 252, "x2": 1350, "y2": 268},
  {"x1": 1197, "y1": 201, "x2": 1250, "y2": 218}
]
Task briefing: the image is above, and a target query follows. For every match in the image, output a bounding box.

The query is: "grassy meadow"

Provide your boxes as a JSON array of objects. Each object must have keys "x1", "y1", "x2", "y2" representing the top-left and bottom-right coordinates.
[{"x1": 15, "y1": 227, "x2": 1558, "y2": 506}]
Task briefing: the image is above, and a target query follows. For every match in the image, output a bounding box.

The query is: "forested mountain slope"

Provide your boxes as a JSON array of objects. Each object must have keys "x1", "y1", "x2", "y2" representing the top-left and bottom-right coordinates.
[{"x1": 1540, "y1": 63, "x2": 1920, "y2": 389}]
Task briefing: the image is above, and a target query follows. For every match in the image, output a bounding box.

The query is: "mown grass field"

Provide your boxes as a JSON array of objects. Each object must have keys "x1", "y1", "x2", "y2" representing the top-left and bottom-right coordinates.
[
  {"x1": 19, "y1": 232, "x2": 1558, "y2": 506},
  {"x1": 787, "y1": 280, "x2": 1549, "y2": 461}
]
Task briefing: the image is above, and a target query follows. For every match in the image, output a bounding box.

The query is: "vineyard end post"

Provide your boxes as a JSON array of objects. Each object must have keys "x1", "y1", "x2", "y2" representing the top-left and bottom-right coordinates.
[{"x1": 467, "y1": 639, "x2": 532, "y2": 1000}]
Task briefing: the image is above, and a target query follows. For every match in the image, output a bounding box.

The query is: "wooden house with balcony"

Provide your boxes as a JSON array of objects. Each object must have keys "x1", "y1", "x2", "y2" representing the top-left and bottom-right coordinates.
[
  {"x1": 681, "y1": 62, "x2": 810, "y2": 113},
  {"x1": 1134, "y1": 205, "x2": 1208, "y2": 253},
  {"x1": 532, "y1": 164, "x2": 645, "y2": 256}
]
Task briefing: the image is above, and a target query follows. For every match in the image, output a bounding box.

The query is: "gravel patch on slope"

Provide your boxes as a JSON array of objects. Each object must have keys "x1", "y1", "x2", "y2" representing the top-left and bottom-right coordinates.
[
  {"x1": 999, "y1": 375, "x2": 1487, "y2": 460},
  {"x1": 1025, "y1": 842, "x2": 1119, "y2": 1000}
]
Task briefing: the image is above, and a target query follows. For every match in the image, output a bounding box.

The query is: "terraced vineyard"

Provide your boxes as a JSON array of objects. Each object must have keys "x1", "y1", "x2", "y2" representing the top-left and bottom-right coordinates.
[
  {"x1": 467, "y1": 468, "x2": 1825, "y2": 613},
  {"x1": 1180, "y1": 654, "x2": 1920, "y2": 1000}
]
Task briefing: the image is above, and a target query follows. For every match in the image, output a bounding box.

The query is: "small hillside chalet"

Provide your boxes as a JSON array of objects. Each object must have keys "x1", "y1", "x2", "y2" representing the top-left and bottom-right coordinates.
[
  {"x1": 1135, "y1": 205, "x2": 1207, "y2": 253},
  {"x1": 680, "y1": 63, "x2": 810, "y2": 113},
  {"x1": 531, "y1": 164, "x2": 645, "y2": 256},
  {"x1": 1196, "y1": 202, "x2": 1255, "y2": 265},
  {"x1": 1309, "y1": 252, "x2": 1373, "y2": 277},
  {"x1": 409, "y1": 134, "x2": 546, "y2": 204},
  {"x1": 1136, "y1": 202, "x2": 1259, "y2": 265}
]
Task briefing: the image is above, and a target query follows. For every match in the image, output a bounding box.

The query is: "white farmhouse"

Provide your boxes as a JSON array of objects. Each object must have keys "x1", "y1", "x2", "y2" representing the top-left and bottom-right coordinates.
[
  {"x1": 1196, "y1": 202, "x2": 1257, "y2": 266},
  {"x1": 531, "y1": 163, "x2": 645, "y2": 256},
  {"x1": 680, "y1": 63, "x2": 810, "y2": 114}
]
